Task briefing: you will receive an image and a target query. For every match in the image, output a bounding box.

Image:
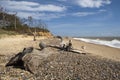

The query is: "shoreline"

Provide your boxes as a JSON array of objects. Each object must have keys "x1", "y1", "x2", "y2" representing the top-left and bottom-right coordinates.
[
  {"x1": 72, "y1": 38, "x2": 120, "y2": 62},
  {"x1": 73, "y1": 37, "x2": 120, "y2": 49}
]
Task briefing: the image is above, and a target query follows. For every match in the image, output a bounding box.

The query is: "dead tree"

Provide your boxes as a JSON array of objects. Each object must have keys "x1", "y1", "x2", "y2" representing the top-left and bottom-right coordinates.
[
  {"x1": 13, "y1": 12, "x2": 17, "y2": 30},
  {"x1": 0, "y1": 7, "x2": 6, "y2": 29},
  {"x1": 28, "y1": 16, "x2": 37, "y2": 41}
]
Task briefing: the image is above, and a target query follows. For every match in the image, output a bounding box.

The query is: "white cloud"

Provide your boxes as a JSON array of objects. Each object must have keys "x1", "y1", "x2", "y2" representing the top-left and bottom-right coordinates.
[
  {"x1": 56, "y1": 0, "x2": 111, "y2": 8},
  {"x1": 76, "y1": 0, "x2": 111, "y2": 8},
  {"x1": 7, "y1": 1, "x2": 39, "y2": 6},
  {"x1": 0, "y1": 1, "x2": 66, "y2": 12},
  {"x1": 37, "y1": 5, "x2": 66, "y2": 12},
  {"x1": 72, "y1": 12, "x2": 95, "y2": 16},
  {"x1": 0, "y1": 0, "x2": 109, "y2": 21},
  {"x1": 16, "y1": 11, "x2": 65, "y2": 20},
  {"x1": 0, "y1": 0, "x2": 66, "y2": 20},
  {"x1": 72, "y1": 9, "x2": 106, "y2": 16}
]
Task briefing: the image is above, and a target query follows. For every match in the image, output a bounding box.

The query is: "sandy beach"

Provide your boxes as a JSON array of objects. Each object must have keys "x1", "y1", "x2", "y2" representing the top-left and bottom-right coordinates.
[
  {"x1": 0, "y1": 35, "x2": 47, "y2": 55},
  {"x1": 0, "y1": 36, "x2": 120, "y2": 80},
  {"x1": 1, "y1": 0, "x2": 120, "y2": 79},
  {"x1": 0, "y1": 36, "x2": 120, "y2": 61},
  {"x1": 72, "y1": 39, "x2": 120, "y2": 62}
]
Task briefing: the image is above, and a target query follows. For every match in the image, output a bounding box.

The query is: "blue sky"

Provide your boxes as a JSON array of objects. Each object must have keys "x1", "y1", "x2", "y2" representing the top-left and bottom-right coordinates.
[{"x1": 0, "y1": 0, "x2": 120, "y2": 37}]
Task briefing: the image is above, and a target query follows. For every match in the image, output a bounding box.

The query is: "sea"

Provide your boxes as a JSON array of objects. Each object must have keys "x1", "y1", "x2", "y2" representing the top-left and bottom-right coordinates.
[{"x1": 74, "y1": 37, "x2": 120, "y2": 49}]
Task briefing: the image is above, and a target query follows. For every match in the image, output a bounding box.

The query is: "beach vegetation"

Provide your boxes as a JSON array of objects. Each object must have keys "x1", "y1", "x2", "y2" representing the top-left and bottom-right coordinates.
[{"x1": 0, "y1": 6, "x2": 50, "y2": 36}]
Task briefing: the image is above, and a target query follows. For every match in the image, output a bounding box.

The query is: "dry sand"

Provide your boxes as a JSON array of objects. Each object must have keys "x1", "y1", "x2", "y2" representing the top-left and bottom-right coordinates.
[
  {"x1": 0, "y1": 35, "x2": 46, "y2": 56},
  {"x1": 0, "y1": 35, "x2": 120, "y2": 61}
]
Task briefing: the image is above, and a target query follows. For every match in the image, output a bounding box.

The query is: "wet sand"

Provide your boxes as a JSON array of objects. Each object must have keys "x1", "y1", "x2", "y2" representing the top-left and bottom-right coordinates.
[{"x1": 72, "y1": 39, "x2": 120, "y2": 61}]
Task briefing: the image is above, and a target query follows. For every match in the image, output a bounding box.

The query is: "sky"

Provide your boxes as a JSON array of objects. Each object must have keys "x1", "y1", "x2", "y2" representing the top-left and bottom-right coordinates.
[{"x1": 0, "y1": 0, "x2": 120, "y2": 37}]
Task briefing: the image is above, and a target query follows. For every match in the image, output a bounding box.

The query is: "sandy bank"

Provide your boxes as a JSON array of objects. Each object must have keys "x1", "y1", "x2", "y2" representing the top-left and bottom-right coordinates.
[{"x1": 0, "y1": 35, "x2": 47, "y2": 55}]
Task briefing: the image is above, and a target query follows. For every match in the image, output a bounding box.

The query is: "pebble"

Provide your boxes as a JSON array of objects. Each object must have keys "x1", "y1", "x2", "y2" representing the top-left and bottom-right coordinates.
[{"x1": 0, "y1": 47, "x2": 120, "y2": 80}]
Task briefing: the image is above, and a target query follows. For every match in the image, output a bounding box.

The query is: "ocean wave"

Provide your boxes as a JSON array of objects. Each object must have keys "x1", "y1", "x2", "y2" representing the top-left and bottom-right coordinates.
[{"x1": 74, "y1": 38, "x2": 120, "y2": 49}]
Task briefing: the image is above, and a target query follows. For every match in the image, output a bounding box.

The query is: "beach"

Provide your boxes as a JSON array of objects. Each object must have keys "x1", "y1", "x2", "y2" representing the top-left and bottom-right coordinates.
[
  {"x1": 72, "y1": 38, "x2": 120, "y2": 62},
  {"x1": 0, "y1": 36, "x2": 120, "y2": 79},
  {"x1": 0, "y1": 35, "x2": 46, "y2": 55}
]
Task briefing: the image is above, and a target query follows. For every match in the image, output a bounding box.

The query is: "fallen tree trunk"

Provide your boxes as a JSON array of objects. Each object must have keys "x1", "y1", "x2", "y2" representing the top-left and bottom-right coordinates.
[
  {"x1": 6, "y1": 47, "x2": 55, "y2": 74},
  {"x1": 6, "y1": 39, "x2": 85, "y2": 74}
]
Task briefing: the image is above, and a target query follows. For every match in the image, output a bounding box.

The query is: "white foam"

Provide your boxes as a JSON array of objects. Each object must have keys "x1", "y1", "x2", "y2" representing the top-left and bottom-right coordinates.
[{"x1": 74, "y1": 38, "x2": 120, "y2": 49}]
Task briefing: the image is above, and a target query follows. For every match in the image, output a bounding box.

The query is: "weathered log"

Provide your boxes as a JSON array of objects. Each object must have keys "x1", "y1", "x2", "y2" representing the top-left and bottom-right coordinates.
[
  {"x1": 5, "y1": 52, "x2": 23, "y2": 67},
  {"x1": 6, "y1": 47, "x2": 53, "y2": 74},
  {"x1": 55, "y1": 36, "x2": 63, "y2": 42},
  {"x1": 22, "y1": 47, "x2": 33, "y2": 54},
  {"x1": 6, "y1": 47, "x2": 33, "y2": 67},
  {"x1": 22, "y1": 47, "x2": 54, "y2": 74},
  {"x1": 22, "y1": 53, "x2": 43, "y2": 74},
  {"x1": 5, "y1": 39, "x2": 84, "y2": 74},
  {"x1": 39, "y1": 42, "x2": 47, "y2": 50}
]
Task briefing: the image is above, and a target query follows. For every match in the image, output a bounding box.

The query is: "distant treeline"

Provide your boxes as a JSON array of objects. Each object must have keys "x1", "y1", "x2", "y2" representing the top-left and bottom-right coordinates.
[{"x1": 0, "y1": 6, "x2": 49, "y2": 34}]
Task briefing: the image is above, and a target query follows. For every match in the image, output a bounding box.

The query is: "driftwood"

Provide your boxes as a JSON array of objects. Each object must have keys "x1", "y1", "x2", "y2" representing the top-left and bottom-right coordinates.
[
  {"x1": 22, "y1": 52, "x2": 43, "y2": 74},
  {"x1": 6, "y1": 40, "x2": 84, "y2": 74},
  {"x1": 6, "y1": 52, "x2": 24, "y2": 67},
  {"x1": 6, "y1": 47, "x2": 33, "y2": 67},
  {"x1": 6, "y1": 46, "x2": 54, "y2": 74},
  {"x1": 55, "y1": 36, "x2": 63, "y2": 42},
  {"x1": 39, "y1": 42, "x2": 47, "y2": 50}
]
